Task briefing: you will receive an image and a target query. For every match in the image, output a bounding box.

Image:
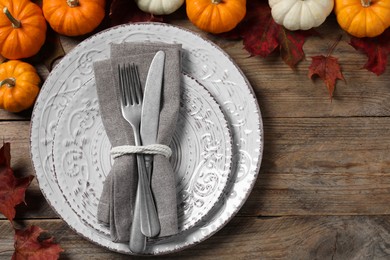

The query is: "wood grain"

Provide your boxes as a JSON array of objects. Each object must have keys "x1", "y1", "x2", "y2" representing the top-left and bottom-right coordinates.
[
  {"x1": 1, "y1": 14, "x2": 390, "y2": 259},
  {"x1": 204, "y1": 16, "x2": 390, "y2": 118},
  {"x1": 1, "y1": 216, "x2": 390, "y2": 259},
  {"x1": 2, "y1": 116, "x2": 390, "y2": 219},
  {"x1": 1, "y1": 18, "x2": 389, "y2": 121}
]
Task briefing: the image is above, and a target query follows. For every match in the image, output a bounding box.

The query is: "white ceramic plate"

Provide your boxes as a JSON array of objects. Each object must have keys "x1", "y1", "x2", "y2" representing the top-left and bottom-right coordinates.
[
  {"x1": 31, "y1": 23, "x2": 263, "y2": 255},
  {"x1": 52, "y1": 74, "x2": 232, "y2": 233}
]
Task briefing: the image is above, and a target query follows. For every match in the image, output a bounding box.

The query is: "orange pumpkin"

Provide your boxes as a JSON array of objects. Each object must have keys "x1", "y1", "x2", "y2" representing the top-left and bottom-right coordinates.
[
  {"x1": 0, "y1": 0, "x2": 47, "y2": 59},
  {"x1": 186, "y1": 0, "x2": 246, "y2": 34},
  {"x1": 43, "y1": 0, "x2": 106, "y2": 36},
  {"x1": 335, "y1": 0, "x2": 390, "y2": 38},
  {"x1": 0, "y1": 60, "x2": 41, "y2": 113}
]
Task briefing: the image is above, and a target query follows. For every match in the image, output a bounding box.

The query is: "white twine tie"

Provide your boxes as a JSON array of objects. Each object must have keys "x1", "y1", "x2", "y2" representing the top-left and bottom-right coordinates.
[{"x1": 110, "y1": 144, "x2": 172, "y2": 159}]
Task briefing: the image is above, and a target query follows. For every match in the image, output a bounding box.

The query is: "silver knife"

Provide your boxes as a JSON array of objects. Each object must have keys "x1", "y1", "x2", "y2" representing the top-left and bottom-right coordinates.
[
  {"x1": 129, "y1": 51, "x2": 165, "y2": 253},
  {"x1": 140, "y1": 50, "x2": 165, "y2": 237}
]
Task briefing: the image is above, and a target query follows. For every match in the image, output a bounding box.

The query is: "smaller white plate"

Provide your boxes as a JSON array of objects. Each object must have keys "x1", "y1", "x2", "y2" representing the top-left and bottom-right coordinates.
[{"x1": 52, "y1": 74, "x2": 233, "y2": 237}]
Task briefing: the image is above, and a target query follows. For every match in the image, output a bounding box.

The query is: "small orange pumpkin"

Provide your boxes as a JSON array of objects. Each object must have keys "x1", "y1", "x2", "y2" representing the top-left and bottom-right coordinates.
[
  {"x1": 43, "y1": 0, "x2": 106, "y2": 36},
  {"x1": 335, "y1": 0, "x2": 390, "y2": 38},
  {"x1": 0, "y1": 60, "x2": 41, "y2": 113},
  {"x1": 0, "y1": 0, "x2": 47, "y2": 59},
  {"x1": 186, "y1": 0, "x2": 246, "y2": 34}
]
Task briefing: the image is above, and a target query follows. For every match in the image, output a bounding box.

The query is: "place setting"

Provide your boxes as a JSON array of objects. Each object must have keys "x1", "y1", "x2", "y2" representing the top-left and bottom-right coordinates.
[
  {"x1": 1, "y1": 0, "x2": 389, "y2": 257},
  {"x1": 30, "y1": 22, "x2": 263, "y2": 255}
]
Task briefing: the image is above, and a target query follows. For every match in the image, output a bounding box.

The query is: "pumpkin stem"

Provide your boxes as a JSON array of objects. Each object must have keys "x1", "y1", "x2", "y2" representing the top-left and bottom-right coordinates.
[
  {"x1": 361, "y1": 0, "x2": 371, "y2": 7},
  {"x1": 0, "y1": 78, "x2": 16, "y2": 88},
  {"x1": 67, "y1": 0, "x2": 80, "y2": 7},
  {"x1": 3, "y1": 7, "x2": 21, "y2": 29},
  {"x1": 211, "y1": 0, "x2": 222, "y2": 4}
]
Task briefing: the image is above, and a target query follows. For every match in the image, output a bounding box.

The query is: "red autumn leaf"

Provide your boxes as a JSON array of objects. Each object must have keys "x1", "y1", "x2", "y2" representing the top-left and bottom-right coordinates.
[
  {"x1": 308, "y1": 37, "x2": 344, "y2": 99},
  {"x1": 309, "y1": 56, "x2": 344, "y2": 98},
  {"x1": 109, "y1": 0, "x2": 163, "y2": 26},
  {"x1": 0, "y1": 143, "x2": 34, "y2": 222},
  {"x1": 222, "y1": 1, "x2": 314, "y2": 68},
  {"x1": 349, "y1": 27, "x2": 390, "y2": 76},
  {"x1": 13, "y1": 225, "x2": 64, "y2": 260}
]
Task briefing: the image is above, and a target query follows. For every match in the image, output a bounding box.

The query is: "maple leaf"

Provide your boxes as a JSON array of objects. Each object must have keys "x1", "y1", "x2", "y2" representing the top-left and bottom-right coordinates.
[
  {"x1": 13, "y1": 225, "x2": 64, "y2": 260},
  {"x1": 349, "y1": 28, "x2": 390, "y2": 76},
  {"x1": 222, "y1": 1, "x2": 314, "y2": 68},
  {"x1": 109, "y1": 0, "x2": 163, "y2": 26},
  {"x1": 0, "y1": 143, "x2": 34, "y2": 223},
  {"x1": 308, "y1": 36, "x2": 344, "y2": 99}
]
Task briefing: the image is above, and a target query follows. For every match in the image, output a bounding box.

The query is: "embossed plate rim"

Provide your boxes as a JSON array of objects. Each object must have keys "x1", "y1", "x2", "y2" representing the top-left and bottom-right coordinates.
[{"x1": 30, "y1": 22, "x2": 264, "y2": 255}]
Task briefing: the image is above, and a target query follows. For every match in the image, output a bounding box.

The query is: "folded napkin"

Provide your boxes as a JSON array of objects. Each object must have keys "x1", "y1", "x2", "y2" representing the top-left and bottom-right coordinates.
[{"x1": 93, "y1": 42, "x2": 182, "y2": 242}]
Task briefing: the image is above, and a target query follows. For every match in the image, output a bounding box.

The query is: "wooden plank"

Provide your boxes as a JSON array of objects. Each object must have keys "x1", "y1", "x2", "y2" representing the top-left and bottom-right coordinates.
[
  {"x1": 203, "y1": 17, "x2": 390, "y2": 118},
  {"x1": 261, "y1": 117, "x2": 390, "y2": 174},
  {"x1": 9, "y1": 171, "x2": 390, "y2": 219},
  {"x1": 243, "y1": 172, "x2": 390, "y2": 216},
  {"x1": 1, "y1": 216, "x2": 390, "y2": 259},
  {"x1": 3, "y1": 117, "x2": 390, "y2": 218},
  {"x1": 1, "y1": 18, "x2": 390, "y2": 121},
  {"x1": 241, "y1": 116, "x2": 390, "y2": 215}
]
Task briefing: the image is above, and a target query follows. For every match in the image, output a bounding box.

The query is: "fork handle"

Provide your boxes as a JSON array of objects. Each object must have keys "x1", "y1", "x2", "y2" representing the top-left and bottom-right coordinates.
[
  {"x1": 129, "y1": 154, "x2": 160, "y2": 253},
  {"x1": 136, "y1": 153, "x2": 161, "y2": 237},
  {"x1": 129, "y1": 185, "x2": 146, "y2": 253}
]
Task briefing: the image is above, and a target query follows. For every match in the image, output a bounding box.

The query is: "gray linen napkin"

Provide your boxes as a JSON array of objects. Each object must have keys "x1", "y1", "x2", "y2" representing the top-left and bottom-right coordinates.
[{"x1": 93, "y1": 42, "x2": 181, "y2": 242}]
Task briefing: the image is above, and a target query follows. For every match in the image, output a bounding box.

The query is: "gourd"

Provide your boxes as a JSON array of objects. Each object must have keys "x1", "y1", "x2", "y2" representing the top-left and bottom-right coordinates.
[
  {"x1": 0, "y1": 0, "x2": 47, "y2": 59},
  {"x1": 269, "y1": 0, "x2": 334, "y2": 31},
  {"x1": 42, "y1": 0, "x2": 106, "y2": 36},
  {"x1": 334, "y1": 0, "x2": 390, "y2": 38},
  {"x1": 136, "y1": 0, "x2": 184, "y2": 15},
  {"x1": 186, "y1": 0, "x2": 246, "y2": 34},
  {"x1": 0, "y1": 61, "x2": 41, "y2": 113}
]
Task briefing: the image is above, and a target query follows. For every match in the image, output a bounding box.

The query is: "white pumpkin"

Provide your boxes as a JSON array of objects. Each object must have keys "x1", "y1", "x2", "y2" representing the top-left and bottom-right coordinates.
[
  {"x1": 268, "y1": 0, "x2": 334, "y2": 31},
  {"x1": 135, "y1": 0, "x2": 185, "y2": 15}
]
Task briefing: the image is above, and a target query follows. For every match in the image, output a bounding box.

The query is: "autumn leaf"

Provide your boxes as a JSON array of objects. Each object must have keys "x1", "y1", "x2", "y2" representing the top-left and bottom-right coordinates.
[
  {"x1": 349, "y1": 27, "x2": 390, "y2": 76},
  {"x1": 308, "y1": 36, "x2": 344, "y2": 99},
  {"x1": 0, "y1": 143, "x2": 34, "y2": 223},
  {"x1": 109, "y1": 0, "x2": 163, "y2": 26},
  {"x1": 13, "y1": 225, "x2": 64, "y2": 260},
  {"x1": 221, "y1": 1, "x2": 314, "y2": 68}
]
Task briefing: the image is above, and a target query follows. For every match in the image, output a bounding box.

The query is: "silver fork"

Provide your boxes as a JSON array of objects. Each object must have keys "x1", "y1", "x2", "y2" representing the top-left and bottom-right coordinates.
[{"x1": 118, "y1": 64, "x2": 160, "y2": 252}]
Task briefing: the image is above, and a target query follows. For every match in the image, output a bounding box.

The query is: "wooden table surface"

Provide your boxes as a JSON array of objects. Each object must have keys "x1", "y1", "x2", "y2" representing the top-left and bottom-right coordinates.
[{"x1": 1, "y1": 15, "x2": 390, "y2": 259}]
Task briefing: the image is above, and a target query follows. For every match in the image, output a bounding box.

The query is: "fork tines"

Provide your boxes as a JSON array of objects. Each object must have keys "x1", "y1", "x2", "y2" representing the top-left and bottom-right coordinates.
[{"x1": 118, "y1": 63, "x2": 143, "y2": 106}]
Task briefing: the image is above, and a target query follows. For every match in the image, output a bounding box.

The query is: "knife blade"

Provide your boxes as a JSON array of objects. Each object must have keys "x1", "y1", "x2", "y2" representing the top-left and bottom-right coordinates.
[
  {"x1": 141, "y1": 50, "x2": 165, "y2": 147},
  {"x1": 139, "y1": 50, "x2": 165, "y2": 237}
]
